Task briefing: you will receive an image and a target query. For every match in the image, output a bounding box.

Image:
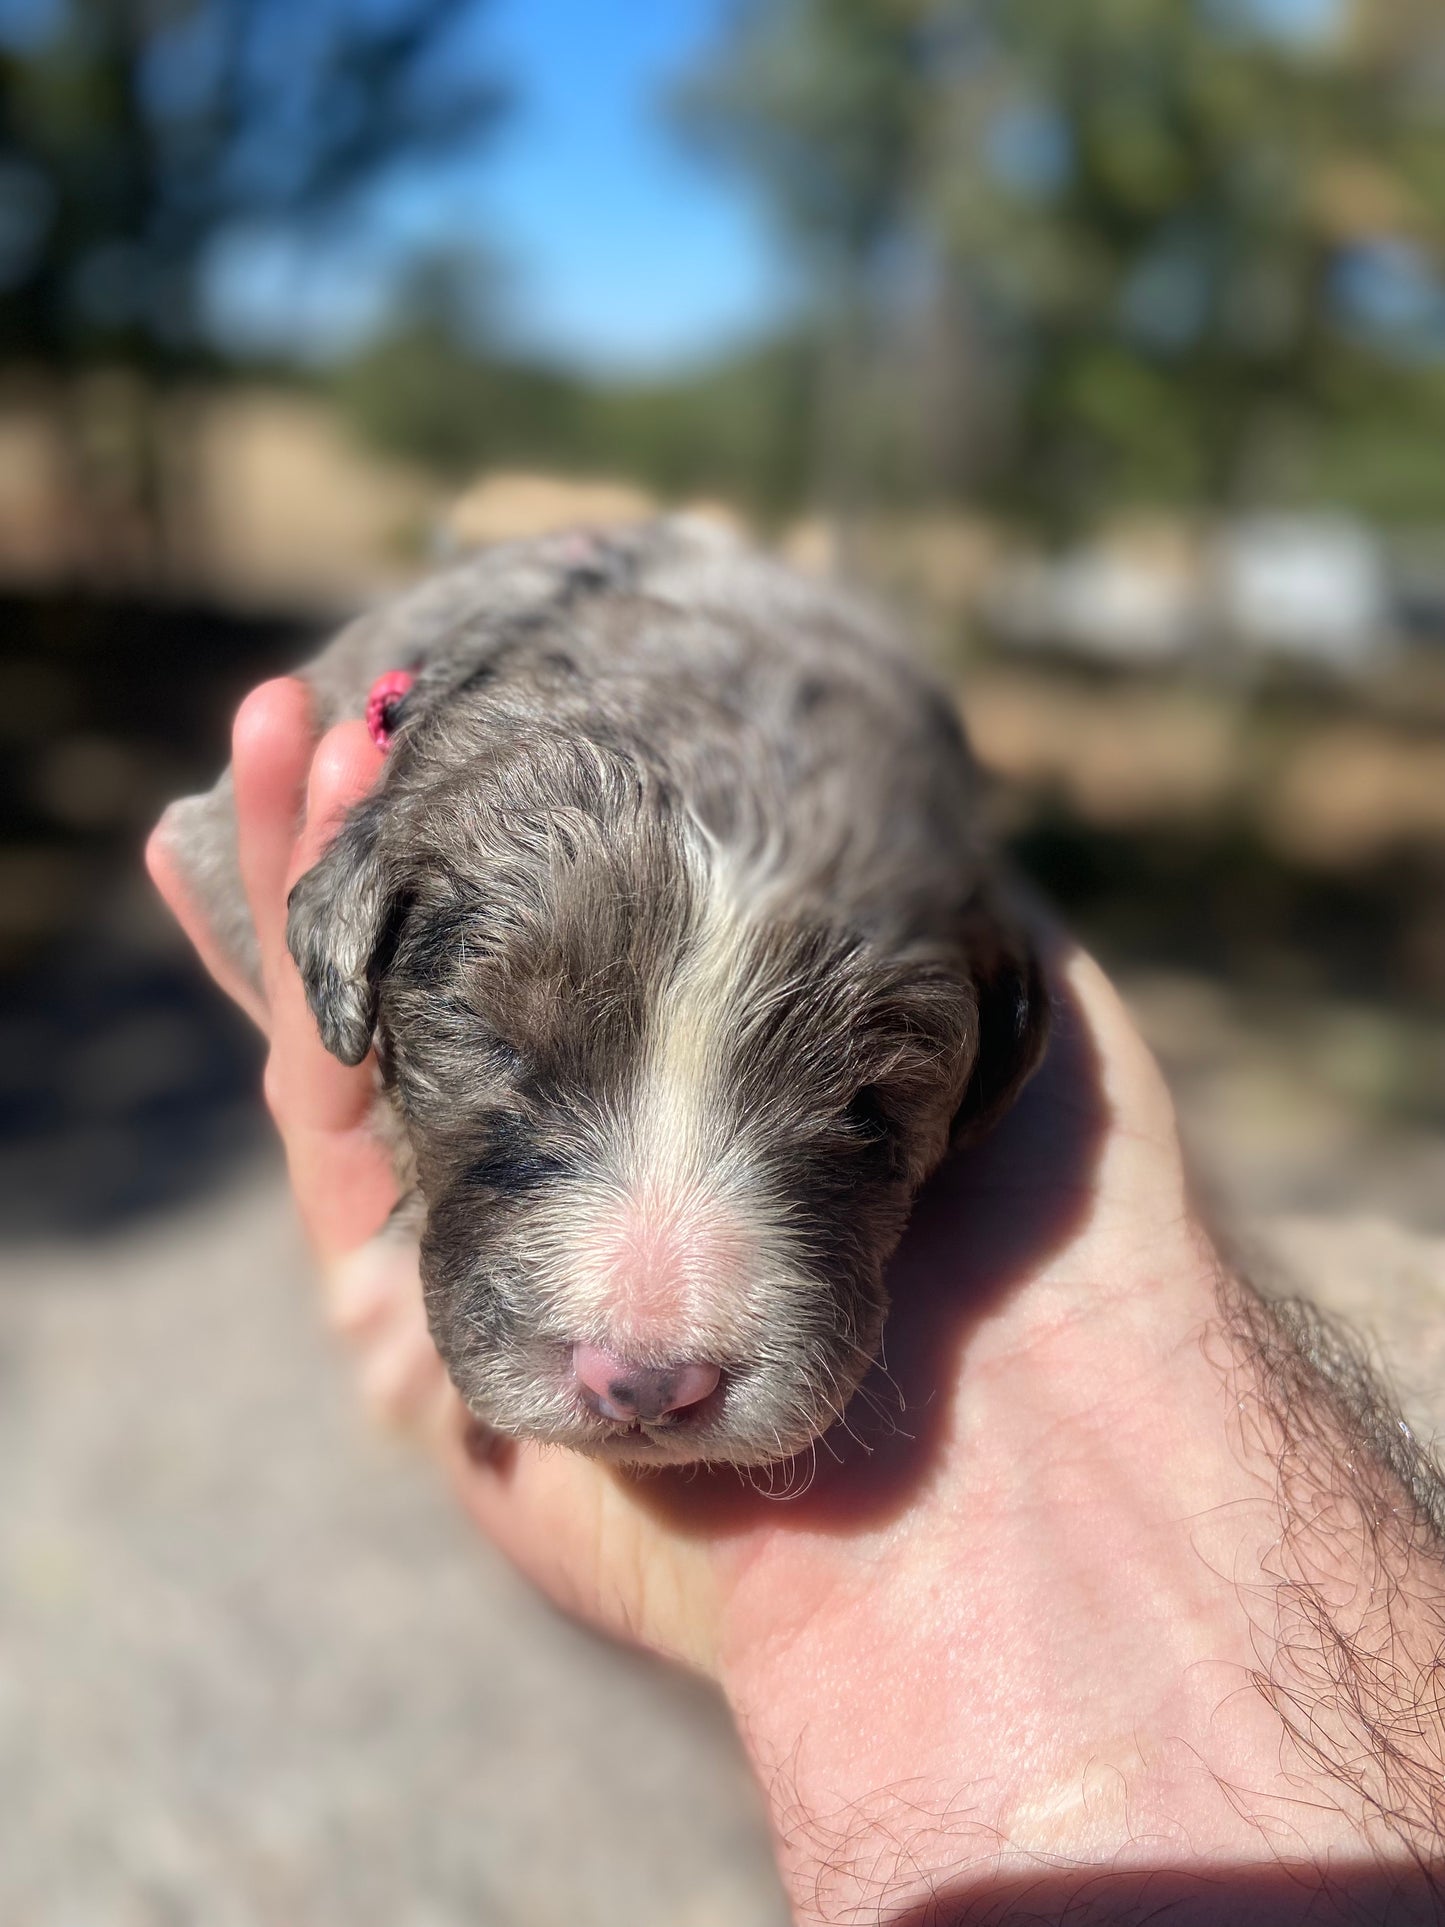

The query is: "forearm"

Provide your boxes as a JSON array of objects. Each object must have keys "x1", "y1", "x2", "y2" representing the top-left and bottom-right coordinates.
[{"x1": 719, "y1": 1246, "x2": 1445, "y2": 1924}]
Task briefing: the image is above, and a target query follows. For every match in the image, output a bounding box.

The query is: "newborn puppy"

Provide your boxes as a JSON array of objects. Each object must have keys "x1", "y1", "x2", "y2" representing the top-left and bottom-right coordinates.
[{"x1": 166, "y1": 518, "x2": 1047, "y2": 1467}]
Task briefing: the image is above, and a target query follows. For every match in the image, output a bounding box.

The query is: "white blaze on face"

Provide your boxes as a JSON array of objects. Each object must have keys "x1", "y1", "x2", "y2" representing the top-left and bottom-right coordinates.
[
  {"x1": 631, "y1": 869, "x2": 757, "y2": 1179},
  {"x1": 539, "y1": 853, "x2": 799, "y2": 1363}
]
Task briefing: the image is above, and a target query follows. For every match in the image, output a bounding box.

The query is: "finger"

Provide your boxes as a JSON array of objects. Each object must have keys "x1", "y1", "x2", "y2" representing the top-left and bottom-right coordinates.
[
  {"x1": 438, "y1": 1419, "x2": 720, "y2": 1673},
  {"x1": 261, "y1": 721, "x2": 384, "y2": 1143},
  {"x1": 357, "y1": 1297, "x2": 453, "y2": 1430},
  {"x1": 145, "y1": 812, "x2": 269, "y2": 1031},
  {"x1": 232, "y1": 678, "x2": 315, "y2": 1003},
  {"x1": 246, "y1": 714, "x2": 391, "y2": 1259},
  {"x1": 324, "y1": 1234, "x2": 450, "y2": 1431},
  {"x1": 292, "y1": 720, "x2": 382, "y2": 886}
]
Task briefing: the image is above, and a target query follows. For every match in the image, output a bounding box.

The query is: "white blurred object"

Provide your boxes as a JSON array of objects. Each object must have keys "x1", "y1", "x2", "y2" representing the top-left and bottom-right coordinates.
[
  {"x1": 989, "y1": 520, "x2": 1202, "y2": 663},
  {"x1": 1213, "y1": 514, "x2": 1390, "y2": 671}
]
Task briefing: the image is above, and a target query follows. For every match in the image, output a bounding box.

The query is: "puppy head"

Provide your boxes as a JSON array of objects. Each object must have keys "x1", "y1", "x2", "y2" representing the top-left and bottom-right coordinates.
[{"x1": 287, "y1": 727, "x2": 1046, "y2": 1466}]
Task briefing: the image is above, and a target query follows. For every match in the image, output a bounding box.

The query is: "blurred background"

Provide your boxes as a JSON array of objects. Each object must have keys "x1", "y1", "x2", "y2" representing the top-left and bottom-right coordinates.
[{"x1": 2, "y1": 0, "x2": 1444, "y2": 1919}]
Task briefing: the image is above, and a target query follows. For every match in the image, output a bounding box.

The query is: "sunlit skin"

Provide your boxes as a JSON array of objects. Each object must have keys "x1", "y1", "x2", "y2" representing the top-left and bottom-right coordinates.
[{"x1": 149, "y1": 677, "x2": 1444, "y2": 1924}]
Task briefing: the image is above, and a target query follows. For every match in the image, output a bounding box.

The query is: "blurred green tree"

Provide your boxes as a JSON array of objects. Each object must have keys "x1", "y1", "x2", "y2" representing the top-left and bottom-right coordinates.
[
  {"x1": 679, "y1": 0, "x2": 1445, "y2": 529},
  {"x1": 335, "y1": 249, "x2": 815, "y2": 523},
  {"x1": 0, "y1": 0, "x2": 507, "y2": 573},
  {"x1": 0, "y1": 0, "x2": 506, "y2": 366},
  {"x1": 333, "y1": 250, "x2": 546, "y2": 481},
  {"x1": 676, "y1": 0, "x2": 937, "y2": 520}
]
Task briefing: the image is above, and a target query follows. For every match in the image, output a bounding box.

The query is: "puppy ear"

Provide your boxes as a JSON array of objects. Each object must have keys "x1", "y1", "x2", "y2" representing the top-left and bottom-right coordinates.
[
  {"x1": 951, "y1": 894, "x2": 1051, "y2": 1147},
  {"x1": 285, "y1": 801, "x2": 397, "y2": 1066}
]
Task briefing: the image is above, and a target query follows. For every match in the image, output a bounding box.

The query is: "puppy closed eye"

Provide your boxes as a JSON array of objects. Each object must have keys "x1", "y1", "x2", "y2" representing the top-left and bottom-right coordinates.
[
  {"x1": 845, "y1": 1084, "x2": 893, "y2": 1147},
  {"x1": 463, "y1": 1113, "x2": 570, "y2": 1197},
  {"x1": 428, "y1": 995, "x2": 524, "y2": 1069},
  {"x1": 843, "y1": 1081, "x2": 930, "y2": 1183},
  {"x1": 475, "y1": 1025, "x2": 524, "y2": 1078}
]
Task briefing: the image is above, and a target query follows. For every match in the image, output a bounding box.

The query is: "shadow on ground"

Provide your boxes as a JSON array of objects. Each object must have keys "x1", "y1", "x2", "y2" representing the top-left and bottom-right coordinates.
[
  {"x1": 0, "y1": 907, "x2": 267, "y2": 1237},
  {"x1": 1, "y1": 592, "x2": 319, "y2": 1239}
]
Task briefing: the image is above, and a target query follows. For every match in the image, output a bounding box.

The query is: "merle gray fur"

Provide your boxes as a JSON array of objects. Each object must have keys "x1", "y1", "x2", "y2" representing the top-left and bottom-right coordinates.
[{"x1": 165, "y1": 518, "x2": 1048, "y2": 1467}]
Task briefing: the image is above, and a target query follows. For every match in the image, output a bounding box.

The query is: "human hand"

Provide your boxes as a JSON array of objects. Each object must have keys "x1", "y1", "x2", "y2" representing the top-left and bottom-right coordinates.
[{"x1": 150, "y1": 679, "x2": 1445, "y2": 1924}]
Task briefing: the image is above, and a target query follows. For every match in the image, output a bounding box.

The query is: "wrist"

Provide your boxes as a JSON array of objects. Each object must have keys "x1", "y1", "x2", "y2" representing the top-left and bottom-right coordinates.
[{"x1": 710, "y1": 1217, "x2": 1434, "y2": 1922}]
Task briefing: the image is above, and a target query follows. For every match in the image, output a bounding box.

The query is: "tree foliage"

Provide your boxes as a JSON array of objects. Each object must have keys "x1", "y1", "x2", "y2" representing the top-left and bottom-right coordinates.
[
  {"x1": 678, "y1": 0, "x2": 1445, "y2": 526},
  {"x1": 0, "y1": 0, "x2": 507, "y2": 370},
  {"x1": 335, "y1": 256, "x2": 815, "y2": 521}
]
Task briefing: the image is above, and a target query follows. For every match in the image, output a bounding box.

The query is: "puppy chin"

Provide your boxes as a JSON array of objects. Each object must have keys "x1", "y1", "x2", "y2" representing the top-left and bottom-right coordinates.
[
  {"x1": 557, "y1": 1418, "x2": 829, "y2": 1472},
  {"x1": 457, "y1": 1371, "x2": 841, "y2": 1471}
]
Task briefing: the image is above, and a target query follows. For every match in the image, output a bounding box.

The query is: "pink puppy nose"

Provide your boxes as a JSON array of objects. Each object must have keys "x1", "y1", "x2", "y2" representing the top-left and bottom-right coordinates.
[{"x1": 573, "y1": 1345, "x2": 721, "y2": 1424}]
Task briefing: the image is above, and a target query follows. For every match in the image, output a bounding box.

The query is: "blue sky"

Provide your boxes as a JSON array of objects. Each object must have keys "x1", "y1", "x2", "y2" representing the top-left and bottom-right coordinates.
[
  {"x1": 207, "y1": 0, "x2": 792, "y2": 377},
  {"x1": 471, "y1": 0, "x2": 793, "y2": 369},
  {"x1": 201, "y1": 0, "x2": 1347, "y2": 378}
]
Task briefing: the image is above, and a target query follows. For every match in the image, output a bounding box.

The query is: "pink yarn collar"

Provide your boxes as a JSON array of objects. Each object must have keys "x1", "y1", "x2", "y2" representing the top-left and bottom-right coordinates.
[{"x1": 366, "y1": 670, "x2": 415, "y2": 751}]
